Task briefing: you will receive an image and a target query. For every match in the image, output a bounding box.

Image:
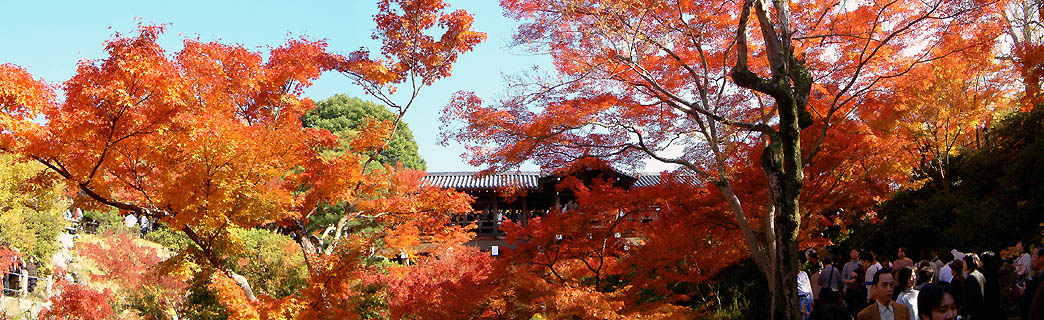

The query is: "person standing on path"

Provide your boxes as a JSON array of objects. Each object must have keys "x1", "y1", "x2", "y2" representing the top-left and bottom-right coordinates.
[
  {"x1": 799, "y1": 269, "x2": 815, "y2": 320},
  {"x1": 938, "y1": 252, "x2": 955, "y2": 284},
  {"x1": 961, "y1": 254, "x2": 985, "y2": 319},
  {"x1": 893, "y1": 247, "x2": 914, "y2": 271},
  {"x1": 863, "y1": 251, "x2": 883, "y2": 303},
  {"x1": 845, "y1": 248, "x2": 868, "y2": 315},
  {"x1": 140, "y1": 215, "x2": 151, "y2": 236},
  {"x1": 914, "y1": 265, "x2": 934, "y2": 291},
  {"x1": 124, "y1": 214, "x2": 138, "y2": 229},
  {"x1": 820, "y1": 256, "x2": 843, "y2": 294},
  {"x1": 948, "y1": 259, "x2": 966, "y2": 312}
]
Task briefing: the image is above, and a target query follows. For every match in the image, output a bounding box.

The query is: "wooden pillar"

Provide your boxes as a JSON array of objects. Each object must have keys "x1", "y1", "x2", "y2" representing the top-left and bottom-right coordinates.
[
  {"x1": 19, "y1": 271, "x2": 28, "y2": 297},
  {"x1": 492, "y1": 197, "x2": 500, "y2": 236},
  {"x1": 521, "y1": 200, "x2": 528, "y2": 228}
]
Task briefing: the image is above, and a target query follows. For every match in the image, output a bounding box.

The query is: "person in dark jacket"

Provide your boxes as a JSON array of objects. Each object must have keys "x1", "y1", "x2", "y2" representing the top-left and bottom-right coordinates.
[
  {"x1": 978, "y1": 252, "x2": 1002, "y2": 316},
  {"x1": 25, "y1": 257, "x2": 38, "y2": 293},
  {"x1": 961, "y1": 254, "x2": 984, "y2": 319},
  {"x1": 947, "y1": 259, "x2": 965, "y2": 315}
]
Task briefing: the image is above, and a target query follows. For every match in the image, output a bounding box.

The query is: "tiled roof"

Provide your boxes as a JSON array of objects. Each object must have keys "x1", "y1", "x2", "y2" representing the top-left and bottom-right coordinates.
[
  {"x1": 634, "y1": 174, "x2": 662, "y2": 188},
  {"x1": 633, "y1": 174, "x2": 701, "y2": 187},
  {"x1": 424, "y1": 172, "x2": 699, "y2": 189},
  {"x1": 423, "y1": 172, "x2": 541, "y2": 189}
]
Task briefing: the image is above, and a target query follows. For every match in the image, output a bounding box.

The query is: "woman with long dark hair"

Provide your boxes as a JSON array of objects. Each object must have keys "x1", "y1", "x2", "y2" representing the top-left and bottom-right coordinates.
[{"x1": 896, "y1": 266, "x2": 918, "y2": 320}]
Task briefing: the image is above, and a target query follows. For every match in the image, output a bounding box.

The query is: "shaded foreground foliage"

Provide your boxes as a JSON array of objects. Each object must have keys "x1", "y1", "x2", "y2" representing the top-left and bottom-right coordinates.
[{"x1": 843, "y1": 107, "x2": 1044, "y2": 255}]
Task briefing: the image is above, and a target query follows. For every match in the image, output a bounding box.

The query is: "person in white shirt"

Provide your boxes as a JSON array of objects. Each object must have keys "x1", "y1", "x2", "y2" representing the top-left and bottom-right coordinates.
[
  {"x1": 862, "y1": 251, "x2": 882, "y2": 302},
  {"x1": 139, "y1": 216, "x2": 151, "y2": 235},
  {"x1": 798, "y1": 270, "x2": 814, "y2": 320},
  {"x1": 124, "y1": 214, "x2": 138, "y2": 229},
  {"x1": 950, "y1": 249, "x2": 965, "y2": 264},
  {"x1": 895, "y1": 266, "x2": 919, "y2": 320}
]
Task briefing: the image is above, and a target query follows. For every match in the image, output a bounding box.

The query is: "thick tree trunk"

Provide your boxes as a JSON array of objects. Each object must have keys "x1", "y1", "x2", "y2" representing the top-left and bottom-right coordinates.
[
  {"x1": 774, "y1": 86, "x2": 807, "y2": 320},
  {"x1": 773, "y1": 200, "x2": 802, "y2": 320},
  {"x1": 716, "y1": 181, "x2": 783, "y2": 317},
  {"x1": 732, "y1": 1, "x2": 815, "y2": 318},
  {"x1": 762, "y1": 132, "x2": 803, "y2": 319}
]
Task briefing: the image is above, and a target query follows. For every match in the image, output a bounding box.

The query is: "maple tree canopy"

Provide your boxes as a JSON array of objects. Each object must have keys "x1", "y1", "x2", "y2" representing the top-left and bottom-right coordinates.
[{"x1": 442, "y1": 0, "x2": 1008, "y2": 318}]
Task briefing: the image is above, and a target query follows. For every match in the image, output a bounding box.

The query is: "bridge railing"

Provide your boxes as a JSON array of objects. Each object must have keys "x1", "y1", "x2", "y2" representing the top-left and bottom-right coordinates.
[{"x1": 1, "y1": 271, "x2": 47, "y2": 298}]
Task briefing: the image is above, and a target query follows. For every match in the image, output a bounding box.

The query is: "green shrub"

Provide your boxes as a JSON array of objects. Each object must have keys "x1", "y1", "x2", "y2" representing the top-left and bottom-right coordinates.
[
  {"x1": 230, "y1": 228, "x2": 309, "y2": 298},
  {"x1": 144, "y1": 226, "x2": 192, "y2": 253},
  {"x1": 82, "y1": 209, "x2": 126, "y2": 234}
]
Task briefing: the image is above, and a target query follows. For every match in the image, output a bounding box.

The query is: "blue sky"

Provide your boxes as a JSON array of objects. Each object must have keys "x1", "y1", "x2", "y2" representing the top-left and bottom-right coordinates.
[{"x1": 0, "y1": 0, "x2": 548, "y2": 172}]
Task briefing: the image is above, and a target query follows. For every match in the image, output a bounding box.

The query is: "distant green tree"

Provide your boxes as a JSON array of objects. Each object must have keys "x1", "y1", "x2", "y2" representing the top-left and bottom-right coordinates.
[
  {"x1": 301, "y1": 95, "x2": 428, "y2": 233},
  {"x1": 302, "y1": 94, "x2": 426, "y2": 170}
]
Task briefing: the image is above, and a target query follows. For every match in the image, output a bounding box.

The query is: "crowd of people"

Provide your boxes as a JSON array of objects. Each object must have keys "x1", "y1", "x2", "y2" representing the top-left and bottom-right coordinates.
[
  {"x1": 123, "y1": 213, "x2": 153, "y2": 236},
  {"x1": 796, "y1": 242, "x2": 1044, "y2": 320}
]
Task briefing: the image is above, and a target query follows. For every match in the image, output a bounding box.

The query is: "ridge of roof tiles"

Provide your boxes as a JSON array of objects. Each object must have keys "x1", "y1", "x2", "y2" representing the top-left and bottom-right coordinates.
[{"x1": 423, "y1": 171, "x2": 541, "y2": 189}]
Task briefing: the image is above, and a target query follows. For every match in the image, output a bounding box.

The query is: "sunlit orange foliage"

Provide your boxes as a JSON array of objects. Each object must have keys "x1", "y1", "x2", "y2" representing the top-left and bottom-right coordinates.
[
  {"x1": 381, "y1": 245, "x2": 496, "y2": 319},
  {"x1": 210, "y1": 273, "x2": 263, "y2": 320},
  {"x1": 1017, "y1": 42, "x2": 1044, "y2": 108},
  {"x1": 76, "y1": 231, "x2": 190, "y2": 313},
  {"x1": 38, "y1": 280, "x2": 115, "y2": 320},
  {"x1": 0, "y1": 245, "x2": 19, "y2": 274},
  {"x1": 857, "y1": 41, "x2": 1012, "y2": 188},
  {"x1": 0, "y1": 23, "x2": 347, "y2": 263},
  {"x1": 211, "y1": 0, "x2": 483, "y2": 316},
  {"x1": 487, "y1": 161, "x2": 739, "y2": 318},
  {"x1": 0, "y1": 64, "x2": 52, "y2": 151}
]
